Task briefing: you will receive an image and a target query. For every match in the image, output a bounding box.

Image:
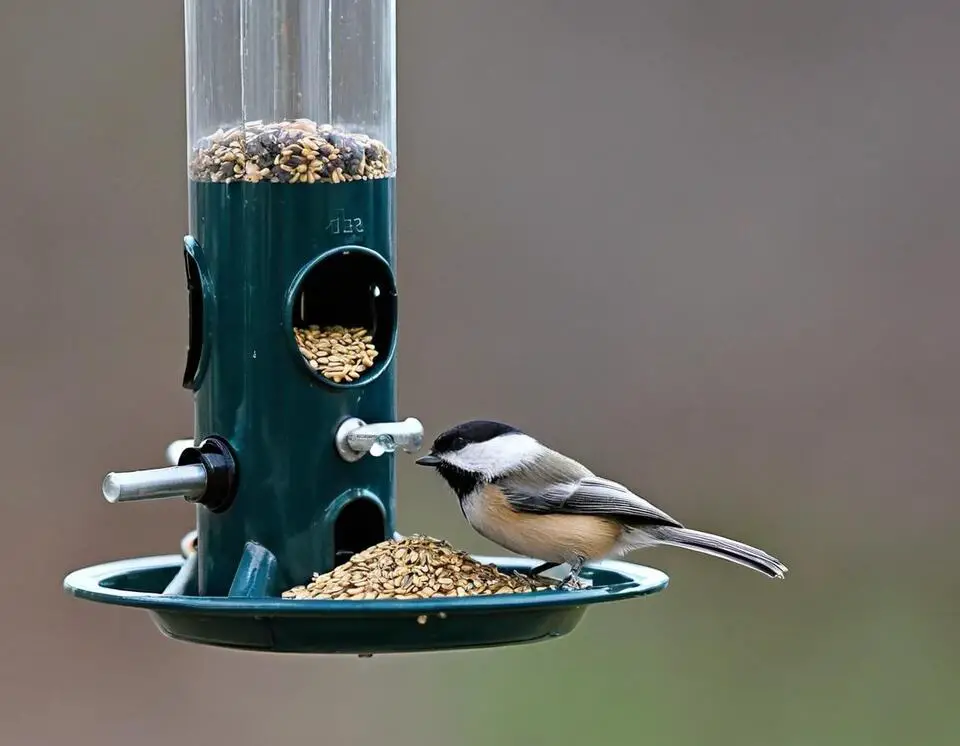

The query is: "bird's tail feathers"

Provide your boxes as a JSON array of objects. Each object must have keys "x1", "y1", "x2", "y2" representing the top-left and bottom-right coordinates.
[{"x1": 648, "y1": 526, "x2": 788, "y2": 579}]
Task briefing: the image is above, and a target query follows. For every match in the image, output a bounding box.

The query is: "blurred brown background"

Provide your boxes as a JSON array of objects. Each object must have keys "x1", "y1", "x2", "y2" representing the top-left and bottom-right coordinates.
[{"x1": 2, "y1": 1, "x2": 959, "y2": 744}]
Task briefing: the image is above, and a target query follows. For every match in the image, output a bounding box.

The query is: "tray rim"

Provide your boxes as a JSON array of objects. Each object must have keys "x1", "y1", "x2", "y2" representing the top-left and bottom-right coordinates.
[{"x1": 63, "y1": 553, "x2": 670, "y2": 616}]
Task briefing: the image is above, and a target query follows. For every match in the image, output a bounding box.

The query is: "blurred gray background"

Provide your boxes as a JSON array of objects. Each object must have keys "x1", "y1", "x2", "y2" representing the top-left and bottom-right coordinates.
[{"x1": 2, "y1": 1, "x2": 959, "y2": 744}]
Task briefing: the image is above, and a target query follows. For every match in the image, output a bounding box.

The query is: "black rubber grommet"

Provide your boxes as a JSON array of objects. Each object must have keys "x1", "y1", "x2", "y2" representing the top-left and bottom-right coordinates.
[{"x1": 178, "y1": 435, "x2": 238, "y2": 514}]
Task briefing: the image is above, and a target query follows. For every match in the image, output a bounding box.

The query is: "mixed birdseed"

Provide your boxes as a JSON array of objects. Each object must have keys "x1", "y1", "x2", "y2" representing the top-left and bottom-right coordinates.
[
  {"x1": 294, "y1": 324, "x2": 379, "y2": 383},
  {"x1": 282, "y1": 535, "x2": 557, "y2": 600},
  {"x1": 189, "y1": 118, "x2": 393, "y2": 184}
]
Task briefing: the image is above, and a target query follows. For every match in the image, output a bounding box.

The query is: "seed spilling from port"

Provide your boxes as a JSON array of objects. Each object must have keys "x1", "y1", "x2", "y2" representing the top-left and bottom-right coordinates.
[{"x1": 294, "y1": 325, "x2": 379, "y2": 384}]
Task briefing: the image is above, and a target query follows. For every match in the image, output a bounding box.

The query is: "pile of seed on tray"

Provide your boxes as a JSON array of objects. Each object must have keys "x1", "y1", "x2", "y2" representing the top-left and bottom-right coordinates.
[
  {"x1": 282, "y1": 535, "x2": 556, "y2": 600},
  {"x1": 294, "y1": 324, "x2": 379, "y2": 383},
  {"x1": 189, "y1": 118, "x2": 394, "y2": 184}
]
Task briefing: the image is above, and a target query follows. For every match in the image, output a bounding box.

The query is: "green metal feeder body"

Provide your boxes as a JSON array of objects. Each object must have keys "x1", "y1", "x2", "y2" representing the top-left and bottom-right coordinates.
[
  {"x1": 63, "y1": 0, "x2": 669, "y2": 655},
  {"x1": 120, "y1": 0, "x2": 405, "y2": 597},
  {"x1": 181, "y1": 0, "x2": 403, "y2": 598}
]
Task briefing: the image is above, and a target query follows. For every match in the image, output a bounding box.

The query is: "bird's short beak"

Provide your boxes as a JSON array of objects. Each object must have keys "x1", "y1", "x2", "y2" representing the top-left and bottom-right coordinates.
[{"x1": 415, "y1": 454, "x2": 441, "y2": 467}]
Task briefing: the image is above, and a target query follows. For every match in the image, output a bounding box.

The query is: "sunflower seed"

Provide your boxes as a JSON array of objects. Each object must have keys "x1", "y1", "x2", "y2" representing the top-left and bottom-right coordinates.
[
  {"x1": 293, "y1": 325, "x2": 379, "y2": 384},
  {"x1": 281, "y1": 535, "x2": 556, "y2": 600}
]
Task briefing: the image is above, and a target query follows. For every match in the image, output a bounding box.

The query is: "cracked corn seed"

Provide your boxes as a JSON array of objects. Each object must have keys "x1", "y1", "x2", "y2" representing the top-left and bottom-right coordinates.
[{"x1": 282, "y1": 535, "x2": 556, "y2": 600}]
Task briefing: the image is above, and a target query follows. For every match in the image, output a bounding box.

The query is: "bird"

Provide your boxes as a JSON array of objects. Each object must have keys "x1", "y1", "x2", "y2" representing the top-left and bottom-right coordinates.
[{"x1": 415, "y1": 419, "x2": 788, "y2": 590}]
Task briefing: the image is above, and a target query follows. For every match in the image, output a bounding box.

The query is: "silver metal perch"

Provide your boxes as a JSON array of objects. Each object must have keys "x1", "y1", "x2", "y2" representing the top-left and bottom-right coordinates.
[
  {"x1": 102, "y1": 464, "x2": 208, "y2": 504},
  {"x1": 335, "y1": 416, "x2": 424, "y2": 462}
]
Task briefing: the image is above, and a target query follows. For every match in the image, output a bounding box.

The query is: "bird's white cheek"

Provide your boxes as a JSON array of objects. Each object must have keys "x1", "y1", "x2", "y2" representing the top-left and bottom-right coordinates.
[{"x1": 442, "y1": 434, "x2": 541, "y2": 476}]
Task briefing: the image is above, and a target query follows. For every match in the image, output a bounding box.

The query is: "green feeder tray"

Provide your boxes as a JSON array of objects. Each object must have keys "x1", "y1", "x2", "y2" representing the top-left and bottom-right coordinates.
[{"x1": 63, "y1": 550, "x2": 668, "y2": 654}]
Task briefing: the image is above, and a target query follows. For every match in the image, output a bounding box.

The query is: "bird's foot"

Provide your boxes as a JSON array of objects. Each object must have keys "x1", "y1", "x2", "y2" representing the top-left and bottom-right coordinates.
[
  {"x1": 557, "y1": 575, "x2": 590, "y2": 591},
  {"x1": 556, "y1": 557, "x2": 588, "y2": 590}
]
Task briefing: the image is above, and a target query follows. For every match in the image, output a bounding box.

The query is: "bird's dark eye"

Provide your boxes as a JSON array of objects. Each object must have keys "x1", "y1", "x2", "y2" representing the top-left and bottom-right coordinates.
[{"x1": 453, "y1": 437, "x2": 467, "y2": 450}]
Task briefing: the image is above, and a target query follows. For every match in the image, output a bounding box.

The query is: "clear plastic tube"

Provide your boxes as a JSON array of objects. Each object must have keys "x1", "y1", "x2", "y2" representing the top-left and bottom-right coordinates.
[{"x1": 184, "y1": 0, "x2": 396, "y2": 185}]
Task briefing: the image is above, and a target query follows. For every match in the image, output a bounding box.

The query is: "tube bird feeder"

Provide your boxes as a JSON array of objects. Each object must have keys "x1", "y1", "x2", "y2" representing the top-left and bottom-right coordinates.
[{"x1": 63, "y1": 0, "x2": 669, "y2": 655}]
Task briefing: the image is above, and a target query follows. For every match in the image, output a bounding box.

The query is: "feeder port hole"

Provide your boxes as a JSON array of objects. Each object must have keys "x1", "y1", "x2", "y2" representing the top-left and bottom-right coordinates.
[
  {"x1": 181, "y1": 241, "x2": 206, "y2": 389},
  {"x1": 330, "y1": 492, "x2": 387, "y2": 568},
  {"x1": 288, "y1": 247, "x2": 396, "y2": 387}
]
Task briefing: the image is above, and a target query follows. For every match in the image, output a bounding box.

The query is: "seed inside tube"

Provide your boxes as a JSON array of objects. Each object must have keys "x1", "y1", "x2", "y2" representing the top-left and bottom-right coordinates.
[
  {"x1": 189, "y1": 119, "x2": 393, "y2": 184},
  {"x1": 294, "y1": 325, "x2": 379, "y2": 384}
]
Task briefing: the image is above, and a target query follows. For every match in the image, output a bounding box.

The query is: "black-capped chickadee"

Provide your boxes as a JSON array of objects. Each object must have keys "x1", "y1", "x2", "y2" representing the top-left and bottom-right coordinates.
[{"x1": 415, "y1": 420, "x2": 788, "y2": 589}]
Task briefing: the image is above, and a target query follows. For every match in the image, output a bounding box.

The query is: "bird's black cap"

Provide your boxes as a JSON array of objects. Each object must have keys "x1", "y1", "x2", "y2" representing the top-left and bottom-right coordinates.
[{"x1": 423, "y1": 419, "x2": 521, "y2": 458}]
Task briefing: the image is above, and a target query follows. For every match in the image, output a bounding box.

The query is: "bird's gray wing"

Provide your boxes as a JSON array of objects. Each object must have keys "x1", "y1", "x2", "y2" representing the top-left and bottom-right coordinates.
[{"x1": 498, "y1": 474, "x2": 683, "y2": 528}]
